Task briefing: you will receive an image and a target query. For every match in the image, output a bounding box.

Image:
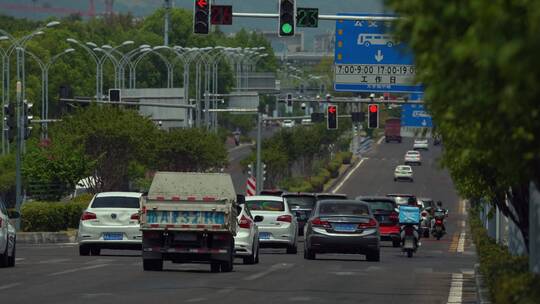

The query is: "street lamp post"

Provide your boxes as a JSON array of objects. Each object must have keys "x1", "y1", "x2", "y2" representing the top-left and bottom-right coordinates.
[{"x1": 67, "y1": 38, "x2": 100, "y2": 99}]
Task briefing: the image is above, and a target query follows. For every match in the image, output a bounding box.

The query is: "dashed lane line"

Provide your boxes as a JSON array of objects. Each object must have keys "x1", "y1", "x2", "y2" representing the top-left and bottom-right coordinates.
[
  {"x1": 0, "y1": 283, "x2": 21, "y2": 290},
  {"x1": 449, "y1": 233, "x2": 459, "y2": 252},
  {"x1": 447, "y1": 273, "x2": 464, "y2": 304},
  {"x1": 332, "y1": 158, "x2": 367, "y2": 194},
  {"x1": 376, "y1": 136, "x2": 385, "y2": 145},
  {"x1": 457, "y1": 232, "x2": 466, "y2": 253},
  {"x1": 243, "y1": 263, "x2": 294, "y2": 281},
  {"x1": 48, "y1": 264, "x2": 110, "y2": 276}
]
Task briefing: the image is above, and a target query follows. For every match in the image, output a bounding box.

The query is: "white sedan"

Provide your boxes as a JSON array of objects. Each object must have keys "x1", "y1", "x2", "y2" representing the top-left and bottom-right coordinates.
[
  {"x1": 234, "y1": 203, "x2": 261, "y2": 264},
  {"x1": 413, "y1": 138, "x2": 429, "y2": 150},
  {"x1": 78, "y1": 192, "x2": 142, "y2": 256},
  {"x1": 394, "y1": 165, "x2": 414, "y2": 182},
  {"x1": 0, "y1": 199, "x2": 17, "y2": 267},
  {"x1": 282, "y1": 120, "x2": 295, "y2": 128},
  {"x1": 245, "y1": 195, "x2": 299, "y2": 254},
  {"x1": 404, "y1": 150, "x2": 422, "y2": 165}
]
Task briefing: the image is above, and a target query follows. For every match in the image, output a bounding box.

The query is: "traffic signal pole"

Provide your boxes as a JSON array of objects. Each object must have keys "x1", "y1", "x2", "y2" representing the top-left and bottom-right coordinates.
[
  {"x1": 15, "y1": 81, "x2": 22, "y2": 229},
  {"x1": 256, "y1": 112, "x2": 263, "y2": 194}
]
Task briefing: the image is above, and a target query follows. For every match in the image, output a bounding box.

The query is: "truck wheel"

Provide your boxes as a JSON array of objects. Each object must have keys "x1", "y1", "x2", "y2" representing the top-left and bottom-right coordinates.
[
  {"x1": 210, "y1": 262, "x2": 221, "y2": 273},
  {"x1": 220, "y1": 252, "x2": 234, "y2": 272},
  {"x1": 79, "y1": 245, "x2": 90, "y2": 256},
  {"x1": 143, "y1": 259, "x2": 163, "y2": 271}
]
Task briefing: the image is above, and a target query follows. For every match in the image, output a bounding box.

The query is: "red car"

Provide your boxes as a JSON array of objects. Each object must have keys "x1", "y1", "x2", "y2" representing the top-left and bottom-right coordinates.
[{"x1": 357, "y1": 196, "x2": 401, "y2": 247}]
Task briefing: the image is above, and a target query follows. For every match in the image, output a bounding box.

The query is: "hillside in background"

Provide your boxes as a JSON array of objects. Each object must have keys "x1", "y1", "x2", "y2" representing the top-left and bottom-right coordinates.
[{"x1": 0, "y1": 0, "x2": 384, "y2": 49}]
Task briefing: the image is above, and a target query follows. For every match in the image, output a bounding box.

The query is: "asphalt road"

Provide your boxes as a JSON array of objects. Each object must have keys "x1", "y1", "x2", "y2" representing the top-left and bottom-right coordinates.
[{"x1": 3, "y1": 137, "x2": 477, "y2": 304}]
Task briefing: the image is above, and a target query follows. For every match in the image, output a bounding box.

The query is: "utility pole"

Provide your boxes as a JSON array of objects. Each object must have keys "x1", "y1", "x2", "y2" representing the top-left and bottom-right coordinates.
[{"x1": 164, "y1": 0, "x2": 172, "y2": 46}]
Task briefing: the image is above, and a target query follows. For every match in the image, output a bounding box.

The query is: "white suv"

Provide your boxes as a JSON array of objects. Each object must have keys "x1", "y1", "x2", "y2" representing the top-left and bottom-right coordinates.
[
  {"x1": 78, "y1": 192, "x2": 142, "y2": 256},
  {"x1": 0, "y1": 199, "x2": 17, "y2": 267}
]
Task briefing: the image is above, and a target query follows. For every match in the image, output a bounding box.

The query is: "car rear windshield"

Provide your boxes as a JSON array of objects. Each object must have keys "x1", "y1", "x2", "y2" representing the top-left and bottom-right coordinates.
[
  {"x1": 319, "y1": 202, "x2": 370, "y2": 216},
  {"x1": 317, "y1": 195, "x2": 347, "y2": 201},
  {"x1": 284, "y1": 196, "x2": 316, "y2": 209},
  {"x1": 91, "y1": 196, "x2": 140, "y2": 209},
  {"x1": 407, "y1": 151, "x2": 419, "y2": 155},
  {"x1": 246, "y1": 200, "x2": 285, "y2": 211},
  {"x1": 392, "y1": 197, "x2": 412, "y2": 205},
  {"x1": 362, "y1": 200, "x2": 395, "y2": 212}
]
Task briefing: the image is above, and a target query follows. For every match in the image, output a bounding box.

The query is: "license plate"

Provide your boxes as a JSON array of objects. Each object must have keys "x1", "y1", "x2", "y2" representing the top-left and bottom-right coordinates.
[
  {"x1": 259, "y1": 232, "x2": 271, "y2": 240},
  {"x1": 333, "y1": 224, "x2": 357, "y2": 232},
  {"x1": 175, "y1": 233, "x2": 198, "y2": 242},
  {"x1": 146, "y1": 211, "x2": 225, "y2": 225},
  {"x1": 103, "y1": 233, "x2": 123, "y2": 241}
]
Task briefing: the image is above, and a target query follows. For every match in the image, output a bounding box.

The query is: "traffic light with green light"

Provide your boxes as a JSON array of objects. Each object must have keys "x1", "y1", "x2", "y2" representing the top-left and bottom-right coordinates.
[{"x1": 279, "y1": 0, "x2": 295, "y2": 37}]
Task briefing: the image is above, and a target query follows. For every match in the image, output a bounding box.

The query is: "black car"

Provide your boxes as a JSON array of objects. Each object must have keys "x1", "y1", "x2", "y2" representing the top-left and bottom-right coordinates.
[
  {"x1": 282, "y1": 193, "x2": 317, "y2": 236},
  {"x1": 315, "y1": 193, "x2": 348, "y2": 201},
  {"x1": 357, "y1": 196, "x2": 401, "y2": 247},
  {"x1": 304, "y1": 200, "x2": 380, "y2": 261}
]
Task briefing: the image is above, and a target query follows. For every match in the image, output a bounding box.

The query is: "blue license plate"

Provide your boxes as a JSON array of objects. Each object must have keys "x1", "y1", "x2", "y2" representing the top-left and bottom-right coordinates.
[
  {"x1": 333, "y1": 224, "x2": 357, "y2": 232},
  {"x1": 103, "y1": 233, "x2": 123, "y2": 240},
  {"x1": 259, "y1": 232, "x2": 271, "y2": 240}
]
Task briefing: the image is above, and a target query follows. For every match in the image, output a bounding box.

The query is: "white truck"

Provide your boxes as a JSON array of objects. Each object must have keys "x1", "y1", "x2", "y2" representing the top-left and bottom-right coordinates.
[{"x1": 140, "y1": 172, "x2": 241, "y2": 272}]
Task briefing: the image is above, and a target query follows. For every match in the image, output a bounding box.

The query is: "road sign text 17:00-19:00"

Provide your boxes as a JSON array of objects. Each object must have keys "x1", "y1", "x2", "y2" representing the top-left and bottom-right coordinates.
[{"x1": 335, "y1": 64, "x2": 416, "y2": 86}]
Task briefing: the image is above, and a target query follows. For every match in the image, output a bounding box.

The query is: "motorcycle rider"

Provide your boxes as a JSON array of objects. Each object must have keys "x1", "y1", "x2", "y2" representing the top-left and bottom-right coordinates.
[
  {"x1": 431, "y1": 201, "x2": 448, "y2": 232},
  {"x1": 401, "y1": 197, "x2": 421, "y2": 246}
]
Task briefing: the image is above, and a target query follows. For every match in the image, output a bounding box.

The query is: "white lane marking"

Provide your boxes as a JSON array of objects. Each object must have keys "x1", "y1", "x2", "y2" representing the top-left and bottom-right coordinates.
[
  {"x1": 332, "y1": 158, "x2": 367, "y2": 193},
  {"x1": 377, "y1": 136, "x2": 385, "y2": 145},
  {"x1": 38, "y1": 258, "x2": 72, "y2": 264},
  {"x1": 48, "y1": 264, "x2": 110, "y2": 276},
  {"x1": 447, "y1": 273, "x2": 463, "y2": 303},
  {"x1": 289, "y1": 296, "x2": 312, "y2": 302},
  {"x1": 457, "y1": 232, "x2": 466, "y2": 253},
  {"x1": 0, "y1": 283, "x2": 21, "y2": 290},
  {"x1": 243, "y1": 263, "x2": 294, "y2": 281},
  {"x1": 84, "y1": 258, "x2": 115, "y2": 264},
  {"x1": 332, "y1": 271, "x2": 355, "y2": 276},
  {"x1": 217, "y1": 287, "x2": 237, "y2": 294},
  {"x1": 186, "y1": 298, "x2": 207, "y2": 303},
  {"x1": 366, "y1": 266, "x2": 382, "y2": 272},
  {"x1": 15, "y1": 258, "x2": 25, "y2": 262}
]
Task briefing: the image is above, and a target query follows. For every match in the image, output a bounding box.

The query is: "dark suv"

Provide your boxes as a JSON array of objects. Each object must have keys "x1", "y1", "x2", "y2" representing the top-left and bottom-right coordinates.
[{"x1": 283, "y1": 193, "x2": 317, "y2": 236}]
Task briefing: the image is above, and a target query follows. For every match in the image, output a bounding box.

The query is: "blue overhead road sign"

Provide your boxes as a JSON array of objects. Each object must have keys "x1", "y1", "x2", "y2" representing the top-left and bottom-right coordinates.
[
  {"x1": 401, "y1": 104, "x2": 433, "y2": 127},
  {"x1": 334, "y1": 13, "x2": 424, "y2": 94}
]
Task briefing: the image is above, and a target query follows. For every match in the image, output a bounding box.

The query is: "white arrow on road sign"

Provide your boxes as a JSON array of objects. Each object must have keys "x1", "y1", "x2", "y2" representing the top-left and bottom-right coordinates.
[
  {"x1": 422, "y1": 119, "x2": 427, "y2": 126},
  {"x1": 375, "y1": 50, "x2": 384, "y2": 62}
]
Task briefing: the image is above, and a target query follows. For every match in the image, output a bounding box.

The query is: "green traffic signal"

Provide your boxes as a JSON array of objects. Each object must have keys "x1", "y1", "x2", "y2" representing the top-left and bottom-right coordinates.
[{"x1": 281, "y1": 23, "x2": 293, "y2": 34}]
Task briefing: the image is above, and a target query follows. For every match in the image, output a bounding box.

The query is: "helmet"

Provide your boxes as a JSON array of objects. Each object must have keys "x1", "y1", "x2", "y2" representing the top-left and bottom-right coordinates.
[
  {"x1": 407, "y1": 197, "x2": 417, "y2": 206},
  {"x1": 436, "y1": 201, "x2": 443, "y2": 207}
]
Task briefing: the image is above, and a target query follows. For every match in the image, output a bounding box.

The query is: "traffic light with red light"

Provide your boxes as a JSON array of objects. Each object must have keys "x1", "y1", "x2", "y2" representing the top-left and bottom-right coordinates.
[
  {"x1": 327, "y1": 105, "x2": 338, "y2": 130},
  {"x1": 368, "y1": 104, "x2": 379, "y2": 128},
  {"x1": 279, "y1": 0, "x2": 296, "y2": 37},
  {"x1": 193, "y1": 0, "x2": 210, "y2": 34}
]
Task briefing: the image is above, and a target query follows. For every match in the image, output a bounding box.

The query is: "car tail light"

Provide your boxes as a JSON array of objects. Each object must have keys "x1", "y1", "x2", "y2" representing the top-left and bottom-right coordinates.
[
  {"x1": 277, "y1": 215, "x2": 292, "y2": 223},
  {"x1": 311, "y1": 217, "x2": 330, "y2": 228},
  {"x1": 81, "y1": 211, "x2": 97, "y2": 221},
  {"x1": 421, "y1": 211, "x2": 428, "y2": 217},
  {"x1": 131, "y1": 213, "x2": 140, "y2": 221},
  {"x1": 435, "y1": 219, "x2": 443, "y2": 225},
  {"x1": 358, "y1": 218, "x2": 378, "y2": 228},
  {"x1": 239, "y1": 215, "x2": 252, "y2": 229},
  {"x1": 389, "y1": 212, "x2": 399, "y2": 223}
]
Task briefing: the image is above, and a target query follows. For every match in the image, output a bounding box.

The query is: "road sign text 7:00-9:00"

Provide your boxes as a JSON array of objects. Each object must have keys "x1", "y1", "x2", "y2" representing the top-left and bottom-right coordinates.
[{"x1": 336, "y1": 64, "x2": 416, "y2": 76}]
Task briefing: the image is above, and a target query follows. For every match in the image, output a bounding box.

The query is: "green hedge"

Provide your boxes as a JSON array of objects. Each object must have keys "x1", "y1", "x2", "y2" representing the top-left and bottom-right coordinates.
[
  {"x1": 338, "y1": 151, "x2": 353, "y2": 165},
  {"x1": 469, "y1": 207, "x2": 540, "y2": 304},
  {"x1": 21, "y1": 194, "x2": 93, "y2": 232}
]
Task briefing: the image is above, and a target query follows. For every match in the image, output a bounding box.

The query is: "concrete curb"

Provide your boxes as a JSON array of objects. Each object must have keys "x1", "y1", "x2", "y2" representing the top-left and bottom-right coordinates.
[
  {"x1": 17, "y1": 231, "x2": 77, "y2": 244},
  {"x1": 475, "y1": 263, "x2": 492, "y2": 304}
]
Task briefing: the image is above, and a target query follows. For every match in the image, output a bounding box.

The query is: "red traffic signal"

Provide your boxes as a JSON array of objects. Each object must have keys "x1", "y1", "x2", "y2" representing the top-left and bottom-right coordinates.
[
  {"x1": 193, "y1": 0, "x2": 210, "y2": 34},
  {"x1": 327, "y1": 105, "x2": 338, "y2": 130},
  {"x1": 368, "y1": 104, "x2": 379, "y2": 128}
]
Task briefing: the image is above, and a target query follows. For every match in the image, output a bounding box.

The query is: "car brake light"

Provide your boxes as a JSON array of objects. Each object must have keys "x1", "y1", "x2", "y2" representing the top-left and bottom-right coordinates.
[
  {"x1": 436, "y1": 219, "x2": 443, "y2": 225},
  {"x1": 239, "y1": 215, "x2": 252, "y2": 229},
  {"x1": 389, "y1": 212, "x2": 399, "y2": 223},
  {"x1": 131, "y1": 213, "x2": 140, "y2": 221},
  {"x1": 421, "y1": 211, "x2": 428, "y2": 217},
  {"x1": 358, "y1": 218, "x2": 378, "y2": 228},
  {"x1": 81, "y1": 211, "x2": 97, "y2": 221},
  {"x1": 311, "y1": 217, "x2": 330, "y2": 228},
  {"x1": 277, "y1": 215, "x2": 292, "y2": 223}
]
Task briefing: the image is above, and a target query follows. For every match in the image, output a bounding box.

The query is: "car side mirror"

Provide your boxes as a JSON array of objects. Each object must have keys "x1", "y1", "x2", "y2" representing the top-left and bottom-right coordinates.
[
  {"x1": 254, "y1": 215, "x2": 264, "y2": 223},
  {"x1": 8, "y1": 210, "x2": 20, "y2": 219},
  {"x1": 237, "y1": 194, "x2": 246, "y2": 205}
]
